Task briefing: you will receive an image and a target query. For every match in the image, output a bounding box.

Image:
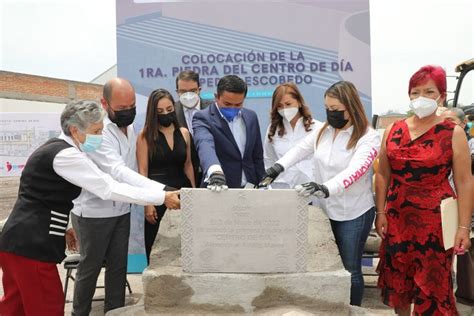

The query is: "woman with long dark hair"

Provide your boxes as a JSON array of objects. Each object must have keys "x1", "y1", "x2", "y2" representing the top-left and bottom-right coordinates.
[{"x1": 137, "y1": 89, "x2": 195, "y2": 264}]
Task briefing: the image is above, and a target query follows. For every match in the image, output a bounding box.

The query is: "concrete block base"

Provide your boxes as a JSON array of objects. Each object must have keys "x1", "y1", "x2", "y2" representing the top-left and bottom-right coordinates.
[
  {"x1": 142, "y1": 266, "x2": 350, "y2": 314},
  {"x1": 131, "y1": 204, "x2": 354, "y2": 315}
]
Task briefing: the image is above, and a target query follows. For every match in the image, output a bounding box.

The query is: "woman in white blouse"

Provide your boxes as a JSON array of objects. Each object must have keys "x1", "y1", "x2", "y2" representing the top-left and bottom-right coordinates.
[
  {"x1": 263, "y1": 82, "x2": 322, "y2": 188},
  {"x1": 260, "y1": 81, "x2": 381, "y2": 306}
]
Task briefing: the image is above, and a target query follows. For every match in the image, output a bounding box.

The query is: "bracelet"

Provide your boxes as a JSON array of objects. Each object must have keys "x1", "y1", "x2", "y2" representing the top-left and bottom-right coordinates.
[{"x1": 458, "y1": 225, "x2": 471, "y2": 231}]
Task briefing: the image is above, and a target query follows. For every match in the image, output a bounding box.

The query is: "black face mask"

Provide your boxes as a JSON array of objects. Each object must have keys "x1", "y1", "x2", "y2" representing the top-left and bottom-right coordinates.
[
  {"x1": 157, "y1": 112, "x2": 176, "y2": 127},
  {"x1": 326, "y1": 109, "x2": 348, "y2": 129},
  {"x1": 109, "y1": 107, "x2": 136, "y2": 127}
]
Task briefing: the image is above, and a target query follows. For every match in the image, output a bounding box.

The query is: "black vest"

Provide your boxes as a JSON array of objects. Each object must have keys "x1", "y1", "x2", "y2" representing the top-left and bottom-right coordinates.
[{"x1": 0, "y1": 138, "x2": 82, "y2": 263}]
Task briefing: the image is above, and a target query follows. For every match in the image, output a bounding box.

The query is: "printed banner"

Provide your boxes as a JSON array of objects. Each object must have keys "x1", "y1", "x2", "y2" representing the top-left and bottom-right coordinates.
[
  {"x1": 116, "y1": 0, "x2": 372, "y2": 271},
  {"x1": 0, "y1": 113, "x2": 61, "y2": 177},
  {"x1": 117, "y1": 0, "x2": 372, "y2": 132}
]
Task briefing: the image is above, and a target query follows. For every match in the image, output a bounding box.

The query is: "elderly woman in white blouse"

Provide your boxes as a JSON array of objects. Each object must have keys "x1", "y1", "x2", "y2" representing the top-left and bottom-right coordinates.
[
  {"x1": 263, "y1": 82, "x2": 322, "y2": 188},
  {"x1": 0, "y1": 101, "x2": 179, "y2": 315}
]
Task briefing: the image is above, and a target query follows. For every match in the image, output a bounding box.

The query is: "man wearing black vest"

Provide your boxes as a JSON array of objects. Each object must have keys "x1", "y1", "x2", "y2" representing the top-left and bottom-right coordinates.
[{"x1": 174, "y1": 70, "x2": 212, "y2": 185}]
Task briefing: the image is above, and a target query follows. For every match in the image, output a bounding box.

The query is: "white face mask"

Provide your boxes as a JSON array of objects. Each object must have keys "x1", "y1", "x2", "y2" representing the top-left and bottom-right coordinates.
[
  {"x1": 278, "y1": 107, "x2": 299, "y2": 122},
  {"x1": 409, "y1": 96, "x2": 439, "y2": 119},
  {"x1": 180, "y1": 92, "x2": 199, "y2": 109}
]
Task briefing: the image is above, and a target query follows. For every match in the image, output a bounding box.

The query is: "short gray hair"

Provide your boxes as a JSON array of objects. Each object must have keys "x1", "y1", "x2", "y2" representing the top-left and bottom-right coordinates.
[
  {"x1": 61, "y1": 100, "x2": 105, "y2": 136},
  {"x1": 446, "y1": 107, "x2": 466, "y2": 122}
]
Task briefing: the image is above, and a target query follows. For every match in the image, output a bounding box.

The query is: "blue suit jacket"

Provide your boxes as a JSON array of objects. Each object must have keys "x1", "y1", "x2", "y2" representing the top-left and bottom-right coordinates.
[{"x1": 192, "y1": 103, "x2": 265, "y2": 188}]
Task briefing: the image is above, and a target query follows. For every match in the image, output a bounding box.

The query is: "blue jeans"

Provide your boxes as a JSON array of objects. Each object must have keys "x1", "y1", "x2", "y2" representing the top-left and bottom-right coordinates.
[{"x1": 330, "y1": 207, "x2": 375, "y2": 306}]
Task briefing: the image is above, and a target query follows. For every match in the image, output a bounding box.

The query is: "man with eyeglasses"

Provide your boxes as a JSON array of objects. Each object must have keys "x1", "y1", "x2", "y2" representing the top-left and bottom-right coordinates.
[
  {"x1": 175, "y1": 70, "x2": 213, "y2": 184},
  {"x1": 175, "y1": 70, "x2": 212, "y2": 133}
]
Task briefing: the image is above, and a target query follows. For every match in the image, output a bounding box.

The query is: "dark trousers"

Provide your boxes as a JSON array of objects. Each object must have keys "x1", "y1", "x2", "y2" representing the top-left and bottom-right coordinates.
[
  {"x1": 144, "y1": 205, "x2": 167, "y2": 265},
  {"x1": 455, "y1": 237, "x2": 474, "y2": 305},
  {"x1": 330, "y1": 208, "x2": 375, "y2": 306},
  {"x1": 71, "y1": 212, "x2": 130, "y2": 316}
]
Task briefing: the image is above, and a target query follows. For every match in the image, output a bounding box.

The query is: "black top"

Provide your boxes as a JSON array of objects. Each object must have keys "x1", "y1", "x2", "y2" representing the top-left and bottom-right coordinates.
[
  {"x1": 0, "y1": 138, "x2": 82, "y2": 263},
  {"x1": 148, "y1": 128, "x2": 192, "y2": 190}
]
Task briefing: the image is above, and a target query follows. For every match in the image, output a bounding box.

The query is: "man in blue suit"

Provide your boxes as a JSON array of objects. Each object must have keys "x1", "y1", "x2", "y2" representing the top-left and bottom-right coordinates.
[{"x1": 192, "y1": 75, "x2": 265, "y2": 189}]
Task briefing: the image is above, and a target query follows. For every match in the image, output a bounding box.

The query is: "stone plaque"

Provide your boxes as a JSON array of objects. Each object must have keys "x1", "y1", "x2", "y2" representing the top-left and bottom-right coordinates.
[{"x1": 181, "y1": 188, "x2": 308, "y2": 273}]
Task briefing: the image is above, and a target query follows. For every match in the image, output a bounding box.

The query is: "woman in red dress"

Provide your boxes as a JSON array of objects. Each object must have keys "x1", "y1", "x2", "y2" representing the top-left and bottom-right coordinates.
[{"x1": 375, "y1": 65, "x2": 472, "y2": 315}]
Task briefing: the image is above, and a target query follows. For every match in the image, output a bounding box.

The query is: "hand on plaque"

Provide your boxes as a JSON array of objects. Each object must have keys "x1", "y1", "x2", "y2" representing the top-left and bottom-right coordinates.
[
  {"x1": 295, "y1": 182, "x2": 329, "y2": 198},
  {"x1": 164, "y1": 191, "x2": 180, "y2": 209},
  {"x1": 256, "y1": 163, "x2": 284, "y2": 188},
  {"x1": 207, "y1": 172, "x2": 228, "y2": 192}
]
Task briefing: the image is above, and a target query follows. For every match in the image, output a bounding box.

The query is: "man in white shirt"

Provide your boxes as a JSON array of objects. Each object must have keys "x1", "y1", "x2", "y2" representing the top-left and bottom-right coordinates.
[{"x1": 71, "y1": 78, "x2": 178, "y2": 315}]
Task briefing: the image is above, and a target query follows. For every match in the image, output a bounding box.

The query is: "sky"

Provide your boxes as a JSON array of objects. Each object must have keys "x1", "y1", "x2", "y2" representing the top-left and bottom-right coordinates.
[{"x1": 0, "y1": 0, "x2": 473, "y2": 115}]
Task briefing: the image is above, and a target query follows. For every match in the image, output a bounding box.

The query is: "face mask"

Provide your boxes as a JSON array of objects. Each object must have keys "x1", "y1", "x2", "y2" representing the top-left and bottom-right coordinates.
[
  {"x1": 278, "y1": 107, "x2": 299, "y2": 122},
  {"x1": 79, "y1": 134, "x2": 103, "y2": 152},
  {"x1": 326, "y1": 109, "x2": 348, "y2": 129},
  {"x1": 219, "y1": 107, "x2": 240, "y2": 122},
  {"x1": 409, "y1": 96, "x2": 439, "y2": 119},
  {"x1": 109, "y1": 107, "x2": 136, "y2": 127},
  {"x1": 180, "y1": 92, "x2": 200, "y2": 109},
  {"x1": 157, "y1": 112, "x2": 176, "y2": 127}
]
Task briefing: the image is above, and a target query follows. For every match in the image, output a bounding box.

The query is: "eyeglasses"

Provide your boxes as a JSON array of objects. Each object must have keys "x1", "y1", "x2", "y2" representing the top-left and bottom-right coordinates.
[{"x1": 177, "y1": 88, "x2": 199, "y2": 94}]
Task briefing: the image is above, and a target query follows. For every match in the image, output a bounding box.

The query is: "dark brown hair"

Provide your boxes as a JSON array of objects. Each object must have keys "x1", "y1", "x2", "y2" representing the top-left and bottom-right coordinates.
[
  {"x1": 317, "y1": 81, "x2": 369, "y2": 150},
  {"x1": 141, "y1": 89, "x2": 179, "y2": 157},
  {"x1": 268, "y1": 82, "x2": 313, "y2": 142},
  {"x1": 175, "y1": 70, "x2": 200, "y2": 89}
]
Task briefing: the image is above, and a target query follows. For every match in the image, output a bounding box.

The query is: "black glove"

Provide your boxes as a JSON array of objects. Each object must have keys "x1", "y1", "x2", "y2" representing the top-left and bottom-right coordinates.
[
  {"x1": 256, "y1": 163, "x2": 284, "y2": 188},
  {"x1": 295, "y1": 182, "x2": 329, "y2": 198},
  {"x1": 207, "y1": 172, "x2": 228, "y2": 192}
]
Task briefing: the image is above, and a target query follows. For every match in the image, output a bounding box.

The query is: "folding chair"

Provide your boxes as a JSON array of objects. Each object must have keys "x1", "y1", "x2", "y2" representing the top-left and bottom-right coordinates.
[{"x1": 63, "y1": 253, "x2": 132, "y2": 303}]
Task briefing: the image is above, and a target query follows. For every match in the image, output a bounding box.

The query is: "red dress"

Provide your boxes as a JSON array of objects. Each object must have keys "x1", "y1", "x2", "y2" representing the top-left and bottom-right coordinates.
[{"x1": 377, "y1": 119, "x2": 458, "y2": 315}]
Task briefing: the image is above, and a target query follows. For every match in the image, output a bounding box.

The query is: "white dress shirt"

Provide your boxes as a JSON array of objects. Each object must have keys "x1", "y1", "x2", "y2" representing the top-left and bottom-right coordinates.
[
  {"x1": 264, "y1": 118, "x2": 323, "y2": 188},
  {"x1": 71, "y1": 117, "x2": 165, "y2": 218},
  {"x1": 277, "y1": 125, "x2": 381, "y2": 221},
  {"x1": 207, "y1": 104, "x2": 248, "y2": 186},
  {"x1": 184, "y1": 100, "x2": 201, "y2": 135},
  {"x1": 53, "y1": 133, "x2": 165, "y2": 211}
]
